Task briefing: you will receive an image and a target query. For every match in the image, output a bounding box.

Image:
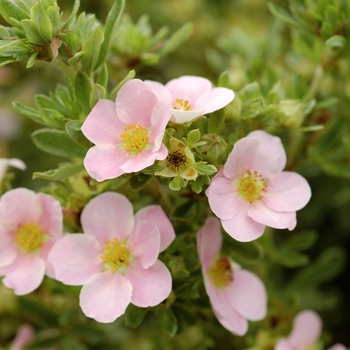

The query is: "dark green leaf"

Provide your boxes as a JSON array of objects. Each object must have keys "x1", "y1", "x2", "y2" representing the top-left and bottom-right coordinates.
[
  {"x1": 74, "y1": 71, "x2": 92, "y2": 115},
  {"x1": 42, "y1": 108, "x2": 70, "y2": 130},
  {"x1": 65, "y1": 120, "x2": 91, "y2": 150},
  {"x1": 161, "y1": 308, "x2": 178, "y2": 337},
  {"x1": 124, "y1": 304, "x2": 148, "y2": 328}
]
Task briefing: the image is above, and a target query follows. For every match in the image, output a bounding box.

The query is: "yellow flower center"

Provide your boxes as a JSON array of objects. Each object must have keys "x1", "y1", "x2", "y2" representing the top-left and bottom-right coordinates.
[
  {"x1": 166, "y1": 150, "x2": 188, "y2": 172},
  {"x1": 172, "y1": 99, "x2": 192, "y2": 111},
  {"x1": 208, "y1": 257, "x2": 233, "y2": 288},
  {"x1": 101, "y1": 238, "x2": 131, "y2": 272},
  {"x1": 15, "y1": 223, "x2": 44, "y2": 252},
  {"x1": 120, "y1": 124, "x2": 149, "y2": 154},
  {"x1": 236, "y1": 170, "x2": 267, "y2": 202}
]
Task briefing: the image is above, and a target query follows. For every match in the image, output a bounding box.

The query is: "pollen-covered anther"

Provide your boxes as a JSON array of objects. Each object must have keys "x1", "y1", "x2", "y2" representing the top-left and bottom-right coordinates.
[
  {"x1": 101, "y1": 238, "x2": 131, "y2": 272},
  {"x1": 166, "y1": 150, "x2": 188, "y2": 172},
  {"x1": 120, "y1": 124, "x2": 149, "y2": 154},
  {"x1": 172, "y1": 99, "x2": 192, "y2": 111},
  {"x1": 15, "y1": 223, "x2": 44, "y2": 252},
  {"x1": 236, "y1": 170, "x2": 267, "y2": 202},
  {"x1": 208, "y1": 257, "x2": 233, "y2": 288}
]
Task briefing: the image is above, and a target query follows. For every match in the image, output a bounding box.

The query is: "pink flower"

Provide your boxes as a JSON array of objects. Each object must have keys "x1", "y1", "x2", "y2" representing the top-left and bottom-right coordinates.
[
  {"x1": 145, "y1": 75, "x2": 234, "y2": 124},
  {"x1": 11, "y1": 324, "x2": 34, "y2": 350},
  {"x1": 275, "y1": 310, "x2": 347, "y2": 350},
  {"x1": 81, "y1": 79, "x2": 172, "y2": 182},
  {"x1": 206, "y1": 130, "x2": 311, "y2": 242},
  {"x1": 196, "y1": 217, "x2": 267, "y2": 335},
  {"x1": 49, "y1": 192, "x2": 174, "y2": 323},
  {"x1": 0, "y1": 158, "x2": 26, "y2": 182},
  {"x1": 0, "y1": 188, "x2": 63, "y2": 295}
]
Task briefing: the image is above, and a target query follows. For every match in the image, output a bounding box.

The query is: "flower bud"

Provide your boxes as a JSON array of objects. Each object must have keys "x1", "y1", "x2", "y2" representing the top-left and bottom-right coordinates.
[
  {"x1": 198, "y1": 134, "x2": 228, "y2": 164},
  {"x1": 278, "y1": 99, "x2": 304, "y2": 128}
]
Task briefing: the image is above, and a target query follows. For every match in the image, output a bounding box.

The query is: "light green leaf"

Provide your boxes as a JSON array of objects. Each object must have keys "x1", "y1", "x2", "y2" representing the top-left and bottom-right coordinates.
[
  {"x1": 12, "y1": 101, "x2": 43, "y2": 124},
  {"x1": 65, "y1": 120, "x2": 91, "y2": 150},
  {"x1": 81, "y1": 28, "x2": 104, "y2": 74},
  {"x1": 186, "y1": 129, "x2": 201, "y2": 146},
  {"x1": 33, "y1": 163, "x2": 84, "y2": 180},
  {"x1": 90, "y1": 84, "x2": 106, "y2": 109},
  {"x1": 42, "y1": 108, "x2": 69, "y2": 130},
  {"x1": 21, "y1": 19, "x2": 45, "y2": 45},
  {"x1": 74, "y1": 71, "x2": 92, "y2": 115},
  {"x1": 0, "y1": 0, "x2": 29, "y2": 27},
  {"x1": 31, "y1": 3, "x2": 52, "y2": 42}
]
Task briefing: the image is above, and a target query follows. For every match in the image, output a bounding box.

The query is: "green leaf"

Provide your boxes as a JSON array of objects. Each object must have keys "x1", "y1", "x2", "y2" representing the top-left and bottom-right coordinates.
[
  {"x1": 33, "y1": 163, "x2": 84, "y2": 180},
  {"x1": 108, "y1": 69, "x2": 135, "y2": 100},
  {"x1": 42, "y1": 108, "x2": 70, "y2": 130},
  {"x1": 12, "y1": 101, "x2": 43, "y2": 124},
  {"x1": 170, "y1": 200, "x2": 195, "y2": 221},
  {"x1": 61, "y1": 336, "x2": 88, "y2": 350},
  {"x1": 186, "y1": 129, "x2": 201, "y2": 146},
  {"x1": 167, "y1": 256, "x2": 190, "y2": 279},
  {"x1": 65, "y1": 120, "x2": 91, "y2": 150},
  {"x1": 31, "y1": 128, "x2": 86, "y2": 158},
  {"x1": 74, "y1": 71, "x2": 92, "y2": 115},
  {"x1": 227, "y1": 239, "x2": 264, "y2": 263},
  {"x1": 169, "y1": 175, "x2": 186, "y2": 191},
  {"x1": 218, "y1": 70, "x2": 230, "y2": 88},
  {"x1": 21, "y1": 19, "x2": 45, "y2": 44},
  {"x1": 161, "y1": 308, "x2": 178, "y2": 337},
  {"x1": 0, "y1": 0, "x2": 29, "y2": 27},
  {"x1": 96, "y1": 63, "x2": 108, "y2": 89},
  {"x1": 31, "y1": 3, "x2": 52, "y2": 42},
  {"x1": 95, "y1": 0, "x2": 125, "y2": 69},
  {"x1": 26, "y1": 51, "x2": 37, "y2": 68},
  {"x1": 81, "y1": 28, "x2": 104, "y2": 74},
  {"x1": 325, "y1": 35, "x2": 347, "y2": 50},
  {"x1": 281, "y1": 230, "x2": 318, "y2": 252},
  {"x1": 90, "y1": 83, "x2": 106, "y2": 109},
  {"x1": 128, "y1": 173, "x2": 151, "y2": 191},
  {"x1": 175, "y1": 284, "x2": 200, "y2": 300},
  {"x1": 268, "y1": 2, "x2": 300, "y2": 27},
  {"x1": 277, "y1": 250, "x2": 310, "y2": 268},
  {"x1": 124, "y1": 304, "x2": 148, "y2": 328},
  {"x1": 190, "y1": 180, "x2": 202, "y2": 194},
  {"x1": 192, "y1": 162, "x2": 217, "y2": 175},
  {"x1": 159, "y1": 22, "x2": 193, "y2": 56},
  {"x1": 62, "y1": 0, "x2": 80, "y2": 30},
  {"x1": 208, "y1": 110, "x2": 225, "y2": 133}
]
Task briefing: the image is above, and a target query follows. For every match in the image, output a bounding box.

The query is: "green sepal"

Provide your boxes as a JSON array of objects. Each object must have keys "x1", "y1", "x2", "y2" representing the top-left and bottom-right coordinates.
[
  {"x1": 81, "y1": 28, "x2": 104, "y2": 74},
  {"x1": 31, "y1": 128, "x2": 86, "y2": 158},
  {"x1": 192, "y1": 162, "x2": 217, "y2": 176},
  {"x1": 190, "y1": 180, "x2": 202, "y2": 194},
  {"x1": 74, "y1": 71, "x2": 92, "y2": 115},
  {"x1": 65, "y1": 120, "x2": 91, "y2": 150},
  {"x1": 124, "y1": 304, "x2": 148, "y2": 328},
  {"x1": 169, "y1": 175, "x2": 186, "y2": 191},
  {"x1": 90, "y1": 83, "x2": 106, "y2": 109},
  {"x1": 42, "y1": 108, "x2": 70, "y2": 130},
  {"x1": 31, "y1": 3, "x2": 53, "y2": 42},
  {"x1": 33, "y1": 163, "x2": 84, "y2": 180}
]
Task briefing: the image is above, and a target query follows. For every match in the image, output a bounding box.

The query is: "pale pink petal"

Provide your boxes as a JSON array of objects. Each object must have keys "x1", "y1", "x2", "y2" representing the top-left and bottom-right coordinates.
[
  {"x1": 80, "y1": 271, "x2": 132, "y2": 323},
  {"x1": 288, "y1": 310, "x2": 322, "y2": 348},
  {"x1": 221, "y1": 201, "x2": 265, "y2": 242},
  {"x1": 6, "y1": 158, "x2": 26, "y2": 170},
  {"x1": 206, "y1": 171, "x2": 240, "y2": 220},
  {"x1": 0, "y1": 226, "x2": 17, "y2": 267},
  {"x1": 166, "y1": 76, "x2": 212, "y2": 106},
  {"x1": 48, "y1": 234, "x2": 102, "y2": 285},
  {"x1": 248, "y1": 201, "x2": 296, "y2": 230},
  {"x1": 37, "y1": 193, "x2": 63, "y2": 236},
  {"x1": 144, "y1": 80, "x2": 173, "y2": 101},
  {"x1": 246, "y1": 130, "x2": 287, "y2": 175},
  {"x1": 0, "y1": 188, "x2": 41, "y2": 226},
  {"x1": 2, "y1": 253, "x2": 45, "y2": 295},
  {"x1": 149, "y1": 100, "x2": 172, "y2": 149},
  {"x1": 119, "y1": 148, "x2": 164, "y2": 173},
  {"x1": 39, "y1": 237, "x2": 61, "y2": 278},
  {"x1": 128, "y1": 220, "x2": 160, "y2": 269},
  {"x1": 125, "y1": 260, "x2": 172, "y2": 308},
  {"x1": 170, "y1": 109, "x2": 206, "y2": 124},
  {"x1": 196, "y1": 217, "x2": 222, "y2": 270},
  {"x1": 226, "y1": 269, "x2": 267, "y2": 321},
  {"x1": 195, "y1": 87, "x2": 234, "y2": 113},
  {"x1": 11, "y1": 324, "x2": 34, "y2": 350},
  {"x1": 135, "y1": 205, "x2": 175, "y2": 252},
  {"x1": 81, "y1": 192, "x2": 134, "y2": 244},
  {"x1": 328, "y1": 344, "x2": 348, "y2": 350},
  {"x1": 81, "y1": 99, "x2": 125, "y2": 145},
  {"x1": 275, "y1": 338, "x2": 295, "y2": 350},
  {"x1": 83, "y1": 145, "x2": 129, "y2": 181},
  {"x1": 115, "y1": 79, "x2": 159, "y2": 127},
  {"x1": 263, "y1": 172, "x2": 311, "y2": 212},
  {"x1": 214, "y1": 307, "x2": 248, "y2": 336}
]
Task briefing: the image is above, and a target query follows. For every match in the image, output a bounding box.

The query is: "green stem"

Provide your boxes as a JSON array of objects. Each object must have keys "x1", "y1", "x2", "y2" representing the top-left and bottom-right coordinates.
[{"x1": 307, "y1": 64, "x2": 323, "y2": 98}]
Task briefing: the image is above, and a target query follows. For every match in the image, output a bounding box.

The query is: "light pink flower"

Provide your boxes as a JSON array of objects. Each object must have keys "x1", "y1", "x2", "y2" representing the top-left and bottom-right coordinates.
[
  {"x1": 206, "y1": 130, "x2": 311, "y2": 242},
  {"x1": 145, "y1": 75, "x2": 234, "y2": 124},
  {"x1": 275, "y1": 310, "x2": 347, "y2": 350},
  {"x1": 11, "y1": 324, "x2": 34, "y2": 350},
  {"x1": 81, "y1": 79, "x2": 172, "y2": 182},
  {"x1": 0, "y1": 188, "x2": 63, "y2": 295},
  {"x1": 196, "y1": 216, "x2": 267, "y2": 336},
  {"x1": 49, "y1": 192, "x2": 174, "y2": 323},
  {"x1": 0, "y1": 158, "x2": 26, "y2": 182}
]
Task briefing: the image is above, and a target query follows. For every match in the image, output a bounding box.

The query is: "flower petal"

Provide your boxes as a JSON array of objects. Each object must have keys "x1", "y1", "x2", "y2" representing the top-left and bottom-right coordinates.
[
  {"x1": 288, "y1": 310, "x2": 322, "y2": 349},
  {"x1": 206, "y1": 170, "x2": 240, "y2": 220},
  {"x1": 37, "y1": 193, "x2": 63, "y2": 236},
  {"x1": 248, "y1": 200, "x2": 296, "y2": 230},
  {"x1": 226, "y1": 269, "x2": 267, "y2": 321},
  {"x1": 48, "y1": 234, "x2": 102, "y2": 285},
  {"x1": 328, "y1": 344, "x2": 348, "y2": 350},
  {"x1": 196, "y1": 217, "x2": 222, "y2": 270},
  {"x1": 125, "y1": 260, "x2": 172, "y2": 307},
  {"x1": 144, "y1": 80, "x2": 173, "y2": 101},
  {"x1": 1, "y1": 253, "x2": 45, "y2": 295},
  {"x1": 135, "y1": 205, "x2": 175, "y2": 252},
  {"x1": 170, "y1": 109, "x2": 206, "y2": 124},
  {"x1": 275, "y1": 338, "x2": 294, "y2": 350},
  {"x1": 83, "y1": 145, "x2": 129, "y2": 181},
  {"x1": 263, "y1": 172, "x2": 311, "y2": 212},
  {"x1": 195, "y1": 87, "x2": 234, "y2": 114},
  {"x1": 128, "y1": 220, "x2": 160, "y2": 269},
  {"x1": 81, "y1": 99, "x2": 124, "y2": 145},
  {"x1": 0, "y1": 226, "x2": 17, "y2": 267},
  {"x1": 80, "y1": 271, "x2": 132, "y2": 323},
  {"x1": 221, "y1": 201, "x2": 265, "y2": 242},
  {"x1": 119, "y1": 148, "x2": 164, "y2": 173},
  {"x1": 81, "y1": 192, "x2": 134, "y2": 244},
  {"x1": 11, "y1": 324, "x2": 34, "y2": 350}
]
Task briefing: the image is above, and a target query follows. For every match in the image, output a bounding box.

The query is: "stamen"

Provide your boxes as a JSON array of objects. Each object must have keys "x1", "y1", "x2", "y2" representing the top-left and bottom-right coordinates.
[
  {"x1": 236, "y1": 170, "x2": 267, "y2": 202},
  {"x1": 15, "y1": 223, "x2": 44, "y2": 252},
  {"x1": 166, "y1": 150, "x2": 188, "y2": 172},
  {"x1": 208, "y1": 257, "x2": 233, "y2": 288},
  {"x1": 101, "y1": 238, "x2": 131, "y2": 272},
  {"x1": 172, "y1": 99, "x2": 192, "y2": 111},
  {"x1": 120, "y1": 124, "x2": 149, "y2": 154}
]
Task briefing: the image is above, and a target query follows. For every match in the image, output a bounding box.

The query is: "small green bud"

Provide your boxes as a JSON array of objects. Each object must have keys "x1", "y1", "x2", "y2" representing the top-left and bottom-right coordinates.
[
  {"x1": 278, "y1": 99, "x2": 304, "y2": 128},
  {"x1": 198, "y1": 134, "x2": 228, "y2": 164}
]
